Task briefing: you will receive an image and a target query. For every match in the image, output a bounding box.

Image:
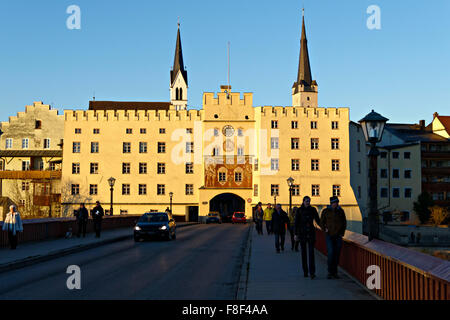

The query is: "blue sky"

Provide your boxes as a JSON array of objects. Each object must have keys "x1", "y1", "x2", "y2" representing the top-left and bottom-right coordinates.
[{"x1": 1, "y1": 0, "x2": 449, "y2": 124}]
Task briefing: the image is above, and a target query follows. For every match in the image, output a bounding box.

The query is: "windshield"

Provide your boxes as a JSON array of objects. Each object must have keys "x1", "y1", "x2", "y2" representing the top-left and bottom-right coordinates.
[
  {"x1": 139, "y1": 213, "x2": 168, "y2": 223},
  {"x1": 208, "y1": 213, "x2": 219, "y2": 217},
  {"x1": 235, "y1": 213, "x2": 245, "y2": 218}
]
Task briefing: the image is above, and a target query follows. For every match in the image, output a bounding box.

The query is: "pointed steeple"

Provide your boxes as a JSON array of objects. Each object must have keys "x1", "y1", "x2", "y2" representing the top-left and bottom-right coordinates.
[
  {"x1": 297, "y1": 12, "x2": 313, "y2": 86},
  {"x1": 171, "y1": 22, "x2": 188, "y2": 87}
]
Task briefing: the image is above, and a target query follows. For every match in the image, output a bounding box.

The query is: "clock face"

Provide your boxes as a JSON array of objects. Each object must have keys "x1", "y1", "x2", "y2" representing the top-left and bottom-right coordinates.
[
  {"x1": 222, "y1": 125, "x2": 235, "y2": 137},
  {"x1": 223, "y1": 139, "x2": 234, "y2": 152}
]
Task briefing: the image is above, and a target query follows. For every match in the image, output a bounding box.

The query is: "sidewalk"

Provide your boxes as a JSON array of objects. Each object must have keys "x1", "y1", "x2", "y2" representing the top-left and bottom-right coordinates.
[
  {"x1": 244, "y1": 226, "x2": 377, "y2": 300},
  {"x1": 0, "y1": 223, "x2": 197, "y2": 274}
]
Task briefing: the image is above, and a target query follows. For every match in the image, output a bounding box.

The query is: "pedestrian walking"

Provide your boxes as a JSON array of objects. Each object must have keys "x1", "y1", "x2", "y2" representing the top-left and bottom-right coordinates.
[
  {"x1": 254, "y1": 202, "x2": 264, "y2": 235},
  {"x1": 288, "y1": 207, "x2": 299, "y2": 252},
  {"x1": 75, "y1": 203, "x2": 89, "y2": 238},
  {"x1": 272, "y1": 204, "x2": 290, "y2": 253},
  {"x1": 263, "y1": 203, "x2": 274, "y2": 235},
  {"x1": 2, "y1": 205, "x2": 23, "y2": 250},
  {"x1": 294, "y1": 196, "x2": 321, "y2": 279},
  {"x1": 320, "y1": 196, "x2": 347, "y2": 279},
  {"x1": 91, "y1": 201, "x2": 104, "y2": 238}
]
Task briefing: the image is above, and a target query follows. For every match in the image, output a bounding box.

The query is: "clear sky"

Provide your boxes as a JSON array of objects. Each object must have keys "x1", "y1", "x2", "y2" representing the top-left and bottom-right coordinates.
[{"x1": 1, "y1": 0, "x2": 449, "y2": 125}]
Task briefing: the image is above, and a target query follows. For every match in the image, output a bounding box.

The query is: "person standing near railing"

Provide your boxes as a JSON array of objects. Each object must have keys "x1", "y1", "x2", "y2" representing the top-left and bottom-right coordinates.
[
  {"x1": 320, "y1": 196, "x2": 347, "y2": 279},
  {"x1": 75, "y1": 203, "x2": 89, "y2": 238},
  {"x1": 2, "y1": 205, "x2": 23, "y2": 250},
  {"x1": 91, "y1": 201, "x2": 104, "y2": 238}
]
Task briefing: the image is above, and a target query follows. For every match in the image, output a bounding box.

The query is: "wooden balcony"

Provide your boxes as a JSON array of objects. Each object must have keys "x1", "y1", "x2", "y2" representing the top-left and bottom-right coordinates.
[{"x1": 0, "y1": 170, "x2": 62, "y2": 180}]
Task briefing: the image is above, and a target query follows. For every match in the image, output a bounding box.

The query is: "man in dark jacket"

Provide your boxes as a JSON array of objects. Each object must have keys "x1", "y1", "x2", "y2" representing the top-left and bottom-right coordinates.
[
  {"x1": 253, "y1": 202, "x2": 264, "y2": 235},
  {"x1": 75, "y1": 203, "x2": 89, "y2": 238},
  {"x1": 272, "y1": 204, "x2": 290, "y2": 253},
  {"x1": 91, "y1": 201, "x2": 105, "y2": 238},
  {"x1": 294, "y1": 196, "x2": 321, "y2": 279},
  {"x1": 320, "y1": 196, "x2": 347, "y2": 279}
]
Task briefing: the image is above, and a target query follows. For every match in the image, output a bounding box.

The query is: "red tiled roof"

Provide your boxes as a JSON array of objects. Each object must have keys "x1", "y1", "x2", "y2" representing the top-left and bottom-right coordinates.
[{"x1": 437, "y1": 116, "x2": 450, "y2": 133}]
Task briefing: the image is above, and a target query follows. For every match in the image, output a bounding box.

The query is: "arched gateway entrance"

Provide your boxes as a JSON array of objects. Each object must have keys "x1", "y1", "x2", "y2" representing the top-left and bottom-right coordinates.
[{"x1": 209, "y1": 193, "x2": 245, "y2": 222}]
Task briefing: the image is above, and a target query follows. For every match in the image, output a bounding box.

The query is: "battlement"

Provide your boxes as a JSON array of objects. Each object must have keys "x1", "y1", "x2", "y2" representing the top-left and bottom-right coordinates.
[
  {"x1": 203, "y1": 91, "x2": 253, "y2": 107},
  {"x1": 256, "y1": 106, "x2": 349, "y2": 119},
  {"x1": 64, "y1": 109, "x2": 204, "y2": 122}
]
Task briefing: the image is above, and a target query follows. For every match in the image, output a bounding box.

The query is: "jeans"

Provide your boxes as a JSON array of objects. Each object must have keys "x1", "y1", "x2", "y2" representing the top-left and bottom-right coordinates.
[
  {"x1": 326, "y1": 235, "x2": 343, "y2": 275},
  {"x1": 288, "y1": 226, "x2": 299, "y2": 250},
  {"x1": 274, "y1": 232, "x2": 286, "y2": 251},
  {"x1": 265, "y1": 220, "x2": 272, "y2": 235},
  {"x1": 300, "y1": 240, "x2": 316, "y2": 275},
  {"x1": 255, "y1": 220, "x2": 263, "y2": 235},
  {"x1": 8, "y1": 231, "x2": 18, "y2": 249}
]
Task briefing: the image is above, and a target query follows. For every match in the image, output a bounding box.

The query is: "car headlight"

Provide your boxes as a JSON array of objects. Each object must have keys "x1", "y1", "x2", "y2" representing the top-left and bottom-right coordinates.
[
  {"x1": 159, "y1": 225, "x2": 168, "y2": 231},
  {"x1": 135, "y1": 226, "x2": 141, "y2": 231}
]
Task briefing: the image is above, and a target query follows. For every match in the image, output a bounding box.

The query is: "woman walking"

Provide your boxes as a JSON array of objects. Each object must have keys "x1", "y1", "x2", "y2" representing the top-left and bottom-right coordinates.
[
  {"x1": 294, "y1": 196, "x2": 321, "y2": 279},
  {"x1": 2, "y1": 205, "x2": 24, "y2": 250}
]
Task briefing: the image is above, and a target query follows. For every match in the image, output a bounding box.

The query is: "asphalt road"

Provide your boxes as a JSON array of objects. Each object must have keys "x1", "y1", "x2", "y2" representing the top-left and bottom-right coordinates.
[{"x1": 0, "y1": 223, "x2": 250, "y2": 300}]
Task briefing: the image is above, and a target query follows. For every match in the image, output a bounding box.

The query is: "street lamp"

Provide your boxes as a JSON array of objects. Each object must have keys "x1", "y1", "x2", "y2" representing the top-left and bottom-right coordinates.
[
  {"x1": 359, "y1": 110, "x2": 389, "y2": 241},
  {"x1": 287, "y1": 177, "x2": 295, "y2": 215},
  {"x1": 108, "y1": 177, "x2": 116, "y2": 216},
  {"x1": 169, "y1": 192, "x2": 174, "y2": 213},
  {"x1": 273, "y1": 194, "x2": 277, "y2": 206}
]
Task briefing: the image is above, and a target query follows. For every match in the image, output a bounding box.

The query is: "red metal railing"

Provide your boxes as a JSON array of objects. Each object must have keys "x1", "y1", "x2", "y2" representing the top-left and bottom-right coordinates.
[{"x1": 315, "y1": 229, "x2": 450, "y2": 300}]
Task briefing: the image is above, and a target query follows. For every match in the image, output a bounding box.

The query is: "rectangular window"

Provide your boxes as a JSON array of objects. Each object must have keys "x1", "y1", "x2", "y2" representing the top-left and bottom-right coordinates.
[
  {"x1": 312, "y1": 185, "x2": 320, "y2": 196},
  {"x1": 332, "y1": 121, "x2": 339, "y2": 130},
  {"x1": 392, "y1": 152, "x2": 399, "y2": 159},
  {"x1": 291, "y1": 138, "x2": 299, "y2": 150},
  {"x1": 332, "y1": 159, "x2": 340, "y2": 171},
  {"x1": 122, "y1": 163, "x2": 131, "y2": 174},
  {"x1": 254, "y1": 159, "x2": 259, "y2": 171},
  {"x1": 404, "y1": 170, "x2": 412, "y2": 179},
  {"x1": 404, "y1": 152, "x2": 411, "y2": 159},
  {"x1": 186, "y1": 184, "x2": 194, "y2": 195},
  {"x1": 186, "y1": 142, "x2": 194, "y2": 153},
  {"x1": 5, "y1": 138, "x2": 13, "y2": 149},
  {"x1": 22, "y1": 182, "x2": 30, "y2": 191},
  {"x1": 71, "y1": 184, "x2": 80, "y2": 195},
  {"x1": 75, "y1": 128, "x2": 81, "y2": 134},
  {"x1": 380, "y1": 188, "x2": 388, "y2": 198},
  {"x1": 43, "y1": 139, "x2": 50, "y2": 149},
  {"x1": 271, "y1": 159, "x2": 279, "y2": 171},
  {"x1": 22, "y1": 138, "x2": 29, "y2": 149},
  {"x1": 333, "y1": 185, "x2": 341, "y2": 197},
  {"x1": 139, "y1": 142, "x2": 148, "y2": 154},
  {"x1": 126, "y1": 128, "x2": 133, "y2": 134},
  {"x1": 158, "y1": 142, "x2": 166, "y2": 153},
  {"x1": 35, "y1": 120, "x2": 42, "y2": 129},
  {"x1": 73, "y1": 142, "x2": 81, "y2": 153},
  {"x1": 254, "y1": 184, "x2": 259, "y2": 197},
  {"x1": 393, "y1": 169, "x2": 400, "y2": 179},
  {"x1": 122, "y1": 184, "x2": 130, "y2": 195},
  {"x1": 159, "y1": 128, "x2": 166, "y2": 134},
  {"x1": 139, "y1": 163, "x2": 147, "y2": 174},
  {"x1": 405, "y1": 188, "x2": 412, "y2": 198},
  {"x1": 271, "y1": 138, "x2": 279, "y2": 149},
  {"x1": 186, "y1": 162, "x2": 194, "y2": 174},
  {"x1": 311, "y1": 159, "x2": 319, "y2": 171},
  {"x1": 123, "y1": 142, "x2": 131, "y2": 153},
  {"x1": 311, "y1": 121, "x2": 317, "y2": 129},
  {"x1": 331, "y1": 138, "x2": 340, "y2": 150},
  {"x1": 219, "y1": 172, "x2": 227, "y2": 182},
  {"x1": 212, "y1": 147, "x2": 220, "y2": 156},
  {"x1": 90, "y1": 163, "x2": 99, "y2": 174},
  {"x1": 49, "y1": 163, "x2": 56, "y2": 171},
  {"x1": 292, "y1": 159, "x2": 300, "y2": 171},
  {"x1": 237, "y1": 147, "x2": 244, "y2": 156},
  {"x1": 91, "y1": 142, "x2": 99, "y2": 153},
  {"x1": 72, "y1": 163, "x2": 80, "y2": 174},
  {"x1": 271, "y1": 120, "x2": 278, "y2": 129},
  {"x1": 292, "y1": 185, "x2": 300, "y2": 196},
  {"x1": 380, "y1": 152, "x2": 387, "y2": 159},
  {"x1": 157, "y1": 163, "x2": 166, "y2": 174},
  {"x1": 214, "y1": 128, "x2": 219, "y2": 137},
  {"x1": 271, "y1": 184, "x2": 279, "y2": 196},
  {"x1": 291, "y1": 121, "x2": 298, "y2": 129},
  {"x1": 90, "y1": 184, "x2": 98, "y2": 196},
  {"x1": 235, "y1": 172, "x2": 242, "y2": 182},
  {"x1": 186, "y1": 128, "x2": 193, "y2": 134},
  {"x1": 393, "y1": 188, "x2": 400, "y2": 198},
  {"x1": 311, "y1": 138, "x2": 319, "y2": 150},
  {"x1": 139, "y1": 184, "x2": 147, "y2": 195},
  {"x1": 22, "y1": 161, "x2": 30, "y2": 171},
  {"x1": 357, "y1": 140, "x2": 361, "y2": 152},
  {"x1": 140, "y1": 128, "x2": 147, "y2": 134},
  {"x1": 93, "y1": 128, "x2": 100, "y2": 134},
  {"x1": 157, "y1": 184, "x2": 165, "y2": 195},
  {"x1": 380, "y1": 169, "x2": 388, "y2": 178}
]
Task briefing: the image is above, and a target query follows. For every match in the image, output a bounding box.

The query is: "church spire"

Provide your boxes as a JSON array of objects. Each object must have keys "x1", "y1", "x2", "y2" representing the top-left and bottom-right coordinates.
[
  {"x1": 171, "y1": 22, "x2": 188, "y2": 87},
  {"x1": 296, "y1": 9, "x2": 313, "y2": 87}
]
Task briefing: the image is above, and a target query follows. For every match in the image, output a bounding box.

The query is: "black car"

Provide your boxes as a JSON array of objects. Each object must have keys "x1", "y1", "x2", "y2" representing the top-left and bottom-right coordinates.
[{"x1": 134, "y1": 212, "x2": 176, "y2": 242}]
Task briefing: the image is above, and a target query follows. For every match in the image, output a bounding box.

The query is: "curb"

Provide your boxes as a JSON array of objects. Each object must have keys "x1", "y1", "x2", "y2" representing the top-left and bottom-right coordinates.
[
  {"x1": 0, "y1": 222, "x2": 199, "y2": 274},
  {"x1": 235, "y1": 222, "x2": 254, "y2": 300}
]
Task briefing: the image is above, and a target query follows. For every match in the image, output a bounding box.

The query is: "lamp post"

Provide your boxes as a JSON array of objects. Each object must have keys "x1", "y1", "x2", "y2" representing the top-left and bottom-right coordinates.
[
  {"x1": 287, "y1": 177, "x2": 294, "y2": 215},
  {"x1": 359, "y1": 110, "x2": 388, "y2": 241},
  {"x1": 108, "y1": 177, "x2": 116, "y2": 216},
  {"x1": 169, "y1": 192, "x2": 174, "y2": 213},
  {"x1": 273, "y1": 194, "x2": 277, "y2": 206}
]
